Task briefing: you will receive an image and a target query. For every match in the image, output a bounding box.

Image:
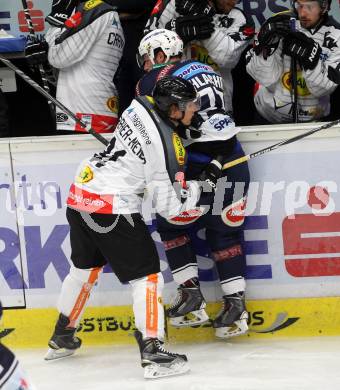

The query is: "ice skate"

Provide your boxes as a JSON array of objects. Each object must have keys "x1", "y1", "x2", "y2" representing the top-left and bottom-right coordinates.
[
  {"x1": 134, "y1": 330, "x2": 190, "y2": 379},
  {"x1": 213, "y1": 292, "x2": 248, "y2": 339},
  {"x1": 166, "y1": 278, "x2": 209, "y2": 327},
  {"x1": 45, "y1": 314, "x2": 82, "y2": 361}
]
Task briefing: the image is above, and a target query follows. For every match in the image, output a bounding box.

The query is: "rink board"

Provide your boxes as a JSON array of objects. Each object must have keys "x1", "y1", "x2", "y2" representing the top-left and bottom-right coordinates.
[
  {"x1": 2, "y1": 297, "x2": 340, "y2": 348},
  {"x1": 1, "y1": 125, "x2": 340, "y2": 348}
]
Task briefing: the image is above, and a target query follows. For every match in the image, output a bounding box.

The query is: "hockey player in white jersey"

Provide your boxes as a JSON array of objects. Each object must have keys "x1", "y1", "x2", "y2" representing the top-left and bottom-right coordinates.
[
  {"x1": 26, "y1": 0, "x2": 125, "y2": 134},
  {"x1": 145, "y1": 0, "x2": 255, "y2": 114},
  {"x1": 45, "y1": 76, "x2": 202, "y2": 379},
  {"x1": 246, "y1": 0, "x2": 340, "y2": 123},
  {"x1": 0, "y1": 302, "x2": 36, "y2": 390}
]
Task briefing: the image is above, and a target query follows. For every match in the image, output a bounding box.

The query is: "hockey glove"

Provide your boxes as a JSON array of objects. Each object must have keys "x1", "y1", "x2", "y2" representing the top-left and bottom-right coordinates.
[
  {"x1": 175, "y1": 0, "x2": 215, "y2": 17},
  {"x1": 176, "y1": 112, "x2": 203, "y2": 139},
  {"x1": 257, "y1": 14, "x2": 291, "y2": 46},
  {"x1": 176, "y1": 123, "x2": 202, "y2": 139},
  {"x1": 190, "y1": 112, "x2": 204, "y2": 129},
  {"x1": 283, "y1": 31, "x2": 321, "y2": 70},
  {"x1": 255, "y1": 13, "x2": 291, "y2": 58},
  {"x1": 46, "y1": 0, "x2": 79, "y2": 27},
  {"x1": 328, "y1": 64, "x2": 340, "y2": 84},
  {"x1": 199, "y1": 156, "x2": 224, "y2": 192},
  {"x1": 165, "y1": 14, "x2": 215, "y2": 44},
  {"x1": 25, "y1": 39, "x2": 49, "y2": 66}
]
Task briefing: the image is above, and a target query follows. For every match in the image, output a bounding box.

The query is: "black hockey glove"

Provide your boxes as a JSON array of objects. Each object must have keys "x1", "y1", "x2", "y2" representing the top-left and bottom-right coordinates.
[
  {"x1": 176, "y1": 112, "x2": 203, "y2": 139},
  {"x1": 328, "y1": 63, "x2": 340, "y2": 84},
  {"x1": 257, "y1": 14, "x2": 291, "y2": 46},
  {"x1": 176, "y1": 123, "x2": 202, "y2": 139},
  {"x1": 255, "y1": 13, "x2": 291, "y2": 58},
  {"x1": 25, "y1": 39, "x2": 49, "y2": 66},
  {"x1": 175, "y1": 0, "x2": 215, "y2": 17},
  {"x1": 165, "y1": 14, "x2": 215, "y2": 44},
  {"x1": 283, "y1": 31, "x2": 321, "y2": 70},
  {"x1": 199, "y1": 156, "x2": 224, "y2": 192},
  {"x1": 46, "y1": 0, "x2": 79, "y2": 27}
]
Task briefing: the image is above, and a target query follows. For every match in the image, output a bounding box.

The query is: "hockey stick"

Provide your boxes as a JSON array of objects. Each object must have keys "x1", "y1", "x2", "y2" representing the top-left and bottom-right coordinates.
[
  {"x1": 290, "y1": 17, "x2": 299, "y2": 123},
  {"x1": 0, "y1": 57, "x2": 109, "y2": 146},
  {"x1": 21, "y1": 0, "x2": 56, "y2": 118},
  {"x1": 222, "y1": 119, "x2": 340, "y2": 171}
]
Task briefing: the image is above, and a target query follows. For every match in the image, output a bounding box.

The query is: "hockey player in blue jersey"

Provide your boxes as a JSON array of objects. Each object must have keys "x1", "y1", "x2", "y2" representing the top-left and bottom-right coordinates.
[{"x1": 136, "y1": 29, "x2": 250, "y2": 338}]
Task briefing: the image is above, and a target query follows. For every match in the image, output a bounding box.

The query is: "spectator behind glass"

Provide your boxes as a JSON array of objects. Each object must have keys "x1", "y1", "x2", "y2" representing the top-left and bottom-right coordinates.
[
  {"x1": 246, "y1": 0, "x2": 340, "y2": 124},
  {"x1": 145, "y1": 0, "x2": 255, "y2": 118},
  {"x1": 26, "y1": 0, "x2": 125, "y2": 135}
]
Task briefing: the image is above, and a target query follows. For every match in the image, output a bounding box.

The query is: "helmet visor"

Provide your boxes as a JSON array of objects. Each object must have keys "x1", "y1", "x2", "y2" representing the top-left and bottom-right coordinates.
[
  {"x1": 177, "y1": 95, "x2": 201, "y2": 112},
  {"x1": 293, "y1": 1, "x2": 322, "y2": 12}
]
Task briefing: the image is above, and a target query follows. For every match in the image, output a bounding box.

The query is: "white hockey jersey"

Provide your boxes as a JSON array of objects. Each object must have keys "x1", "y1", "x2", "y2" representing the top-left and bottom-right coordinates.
[
  {"x1": 145, "y1": 0, "x2": 254, "y2": 114},
  {"x1": 67, "y1": 97, "x2": 202, "y2": 221},
  {"x1": 246, "y1": 17, "x2": 340, "y2": 123},
  {"x1": 45, "y1": 1, "x2": 124, "y2": 133},
  {"x1": 0, "y1": 344, "x2": 36, "y2": 390}
]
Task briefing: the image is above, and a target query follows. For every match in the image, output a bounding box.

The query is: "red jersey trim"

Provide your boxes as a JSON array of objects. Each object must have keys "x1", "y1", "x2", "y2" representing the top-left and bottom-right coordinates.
[{"x1": 67, "y1": 183, "x2": 115, "y2": 214}]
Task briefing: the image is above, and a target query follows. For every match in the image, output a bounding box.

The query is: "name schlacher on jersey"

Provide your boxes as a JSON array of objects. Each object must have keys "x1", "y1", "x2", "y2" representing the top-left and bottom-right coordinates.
[{"x1": 190, "y1": 73, "x2": 224, "y2": 90}]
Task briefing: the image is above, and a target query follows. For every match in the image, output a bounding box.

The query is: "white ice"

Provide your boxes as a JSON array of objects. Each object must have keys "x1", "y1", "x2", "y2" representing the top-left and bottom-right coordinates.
[{"x1": 17, "y1": 336, "x2": 340, "y2": 390}]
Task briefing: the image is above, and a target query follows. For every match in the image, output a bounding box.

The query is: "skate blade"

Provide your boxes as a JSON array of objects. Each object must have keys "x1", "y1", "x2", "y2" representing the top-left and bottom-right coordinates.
[
  {"x1": 144, "y1": 360, "x2": 190, "y2": 379},
  {"x1": 215, "y1": 318, "x2": 248, "y2": 339},
  {"x1": 44, "y1": 347, "x2": 76, "y2": 361},
  {"x1": 169, "y1": 309, "x2": 209, "y2": 328}
]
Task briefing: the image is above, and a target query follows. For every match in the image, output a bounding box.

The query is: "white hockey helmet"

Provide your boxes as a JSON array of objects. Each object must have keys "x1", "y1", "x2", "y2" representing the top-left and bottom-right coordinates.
[{"x1": 137, "y1": 29, "x2": 184, "y2": 68}]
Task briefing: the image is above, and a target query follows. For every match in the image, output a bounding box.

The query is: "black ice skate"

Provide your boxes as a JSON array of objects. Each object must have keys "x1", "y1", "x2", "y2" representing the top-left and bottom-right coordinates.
[
  {"x1": 134, "y1": 330, "x2": 190, "y2": 379},
  {"x1": 213, "y1": 292, "x2": 249, "y2": 339},
  {"x1": 45, "y1": 313, "x2": 82, "y2": 361},
  {"x1": 166, "y1": 277, "x2": 209, "y2": 327}
]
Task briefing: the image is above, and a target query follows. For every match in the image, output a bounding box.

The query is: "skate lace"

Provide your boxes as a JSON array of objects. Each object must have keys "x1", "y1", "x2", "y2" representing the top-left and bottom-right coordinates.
[
  {"x1": 169, "y1": 288, "x2": 183, "y2": 310},
  {"x1": 154, "y1": 339, "x2": 177, "y2": 357}
]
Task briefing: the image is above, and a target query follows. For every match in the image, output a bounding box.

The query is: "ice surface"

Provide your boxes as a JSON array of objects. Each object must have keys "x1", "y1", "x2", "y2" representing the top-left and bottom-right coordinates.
[{"x1": 16, "y1": 336, "x2": 340, "y2": 390}]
